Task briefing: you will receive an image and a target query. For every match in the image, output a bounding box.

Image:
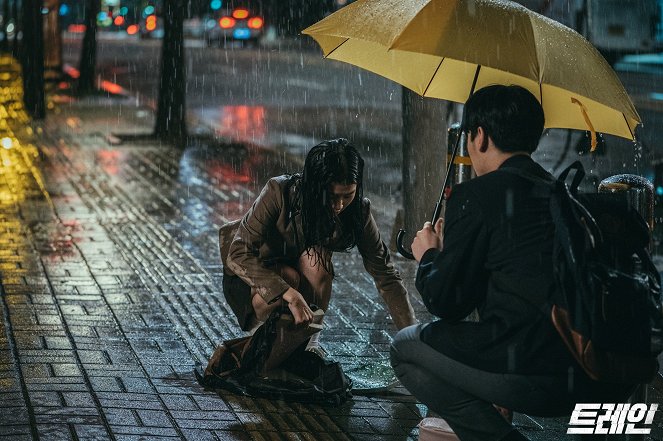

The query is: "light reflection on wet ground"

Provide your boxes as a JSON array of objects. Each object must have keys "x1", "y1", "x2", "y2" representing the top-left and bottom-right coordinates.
[{"x1": 1, "y1": 51, "x2": 661, "y2": 439}]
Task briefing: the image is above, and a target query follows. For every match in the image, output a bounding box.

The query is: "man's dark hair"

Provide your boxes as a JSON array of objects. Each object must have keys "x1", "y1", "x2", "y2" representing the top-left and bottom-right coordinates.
[
  {"x1": 300, "y1": 138, "x2": 365, "y2": 272},
  {"x1": 462, "y1": 85, "x2": 545, "y2": 154}
]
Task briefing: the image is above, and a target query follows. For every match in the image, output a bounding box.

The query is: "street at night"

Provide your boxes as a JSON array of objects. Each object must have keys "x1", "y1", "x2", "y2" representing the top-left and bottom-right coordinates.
[{"x1": 3, "y1": 1, "x2": 663, "y2": 440}]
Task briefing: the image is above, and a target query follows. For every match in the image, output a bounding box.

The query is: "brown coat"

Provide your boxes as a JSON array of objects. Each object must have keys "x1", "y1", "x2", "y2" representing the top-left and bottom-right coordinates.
[{"x1": 223, "y1": 175, "x2": 416, "y2": 329}]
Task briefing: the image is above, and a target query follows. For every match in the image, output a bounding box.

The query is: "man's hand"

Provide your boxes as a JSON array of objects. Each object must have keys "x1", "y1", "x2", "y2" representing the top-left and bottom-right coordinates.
[
  {"x1": 411, "y1": 218, "x2": 444, "y2": 262},
  {"x1": 282, "y1": 287, "x2": 314, "y2": 325}
]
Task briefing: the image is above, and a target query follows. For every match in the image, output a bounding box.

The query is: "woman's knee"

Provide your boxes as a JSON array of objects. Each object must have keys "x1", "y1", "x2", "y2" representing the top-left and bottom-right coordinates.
[
  {"x1": 298, "y1": 250, "x2": 333, "y2": 287},
  {"x1": 307, "y1": 268, "x2": 332, "y2": 289},
  {"x1": 298, "y1": 267, "x2": 333, "y2": 305},
  {"x1": 279, "y1": 266, "x2": 301, "y2": 289},
  {"x1": 250, "y1": 290, "x2": 282, "y2": 322}
]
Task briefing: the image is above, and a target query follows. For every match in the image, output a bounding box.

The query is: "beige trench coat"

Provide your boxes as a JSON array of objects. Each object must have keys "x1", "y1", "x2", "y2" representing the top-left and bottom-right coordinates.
[{"x1": 222, "y1": 175, "x2": 416, "y2": 330}]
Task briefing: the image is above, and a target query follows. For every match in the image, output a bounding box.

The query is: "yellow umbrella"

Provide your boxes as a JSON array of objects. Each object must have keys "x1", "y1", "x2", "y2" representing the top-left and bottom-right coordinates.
[{"x1": 302, "y1": 0, "x2": 640, "y2": 145}]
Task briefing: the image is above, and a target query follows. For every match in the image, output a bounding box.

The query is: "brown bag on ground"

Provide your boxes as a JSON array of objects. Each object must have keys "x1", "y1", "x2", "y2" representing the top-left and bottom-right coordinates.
[
  {"x1": 201, "y1": 308, "x2": 324, "y2": 381},
  {"x1": 194, "y1": 308, "x2": 351, "y2": 406},
  {"x1": 203, "y1": 336, "x2": 252, "y2": 379},
  {"x1": 261, "y1": 309, "x2": 323, "y2": 373}
]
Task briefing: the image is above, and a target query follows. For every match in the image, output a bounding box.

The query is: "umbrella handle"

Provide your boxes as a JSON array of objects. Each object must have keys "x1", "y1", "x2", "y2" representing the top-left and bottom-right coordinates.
[
  {"x1": 396, "y1": 229, "x2": 415, "y2": 260},
  {"x1": 396, "y1": 131, "x2": 462, "y2": 260},
  {"x1": 396, "y1": 197, "x2": 445, "y2": 260}
]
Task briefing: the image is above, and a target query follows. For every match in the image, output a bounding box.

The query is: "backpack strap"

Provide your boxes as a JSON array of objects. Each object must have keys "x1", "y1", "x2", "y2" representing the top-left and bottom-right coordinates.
[{"x1": 557, "y1": 161, "x2": 585, "y2": 195}]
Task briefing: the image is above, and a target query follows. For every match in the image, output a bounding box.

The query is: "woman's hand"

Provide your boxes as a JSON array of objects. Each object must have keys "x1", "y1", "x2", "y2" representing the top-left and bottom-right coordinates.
[
  {"x1": 411, "y1": 218, "x2": 444, "y2": 262},
  {"x1": 282, "y1": 287, "x2": 314, "y2": 325}
]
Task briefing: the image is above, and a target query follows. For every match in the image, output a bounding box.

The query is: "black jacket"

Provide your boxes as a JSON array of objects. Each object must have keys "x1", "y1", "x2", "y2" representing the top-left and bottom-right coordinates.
[{"x1": 417, "y1": 155, "x2": 577, "y2": 375}]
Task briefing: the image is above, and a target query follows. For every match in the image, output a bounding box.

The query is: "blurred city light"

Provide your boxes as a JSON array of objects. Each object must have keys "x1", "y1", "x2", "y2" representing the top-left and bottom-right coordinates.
[
  {"x1": 248, "y1": 17, "x2": 263, "y2": 29},
  {"x1": 146, "y1": 15, "x2": 157, "y2": 31},
  {"x1": 219, "y1": 17, "x2": 235, "y2": 28},
  {"x1": 232, "y1": 8, "x2": 249, "y2": 19}
]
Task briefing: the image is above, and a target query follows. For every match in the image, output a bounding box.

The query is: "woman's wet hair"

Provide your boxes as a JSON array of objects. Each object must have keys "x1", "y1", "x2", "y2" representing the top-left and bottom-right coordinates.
[
  {"x1": 300, "y1": 138, "x2": 365, "y2": 271},
  {"x1": 462, "y1": 85, "x2": 545, "y2": 154}
]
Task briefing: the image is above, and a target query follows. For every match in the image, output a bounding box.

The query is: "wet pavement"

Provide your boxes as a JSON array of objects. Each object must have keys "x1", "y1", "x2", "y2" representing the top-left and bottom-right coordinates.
[{"x1": 0, "y1": 55, "x2": 662, "y2": 441}]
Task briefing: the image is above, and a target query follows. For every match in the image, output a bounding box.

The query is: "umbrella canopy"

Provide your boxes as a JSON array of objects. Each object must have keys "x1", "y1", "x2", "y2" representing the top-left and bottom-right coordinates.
[{"x1": 302, "y1": 0, "x2": 640, "y2": 141}]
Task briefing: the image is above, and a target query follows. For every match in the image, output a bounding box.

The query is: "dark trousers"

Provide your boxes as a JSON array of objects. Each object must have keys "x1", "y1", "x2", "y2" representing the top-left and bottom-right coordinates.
[{"x1": 390, "y1": 325, "x2": 634, "y2": 441}]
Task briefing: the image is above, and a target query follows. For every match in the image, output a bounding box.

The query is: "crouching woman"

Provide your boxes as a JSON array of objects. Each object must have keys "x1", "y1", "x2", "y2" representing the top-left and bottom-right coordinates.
[{"x1": 223, "y1": 138, "x2": 416, "y2": 354}]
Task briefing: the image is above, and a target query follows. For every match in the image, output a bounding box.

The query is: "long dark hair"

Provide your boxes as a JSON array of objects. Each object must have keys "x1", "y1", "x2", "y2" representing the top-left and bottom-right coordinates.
[{"x1": 300, "y1": 138, "x2": 365, "y2": 271}]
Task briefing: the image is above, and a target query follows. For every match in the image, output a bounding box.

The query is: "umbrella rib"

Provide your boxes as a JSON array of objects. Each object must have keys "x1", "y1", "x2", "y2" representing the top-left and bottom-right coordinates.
[
  {"x1": 324, "y1": 38, "x2": 350, "y2": 59},
  {"x1": 469, "y1": 65, "x2": 481, "y2": 98},
  {"x1": 539, "y1": 83, "x2": 543, "y2": 107},
  {"x1": 423, "y1": 58, "x2": 445, "y2": 97},
  {"x1": 622, "y1": 113, "x2": 635, "y2": 139}
]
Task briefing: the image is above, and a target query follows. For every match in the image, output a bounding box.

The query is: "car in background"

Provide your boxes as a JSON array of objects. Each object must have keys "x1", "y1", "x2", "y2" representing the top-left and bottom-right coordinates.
[{"x1": 205, "y1": 6, "x2": 264, "y2": 47}]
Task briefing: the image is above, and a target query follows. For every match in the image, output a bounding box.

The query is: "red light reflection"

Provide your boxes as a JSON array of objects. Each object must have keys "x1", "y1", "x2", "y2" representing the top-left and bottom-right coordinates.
[
  {"x1": 97, "y1": 150, "x2": 125, "y2": 176},
  {"x1": 218, "y1": 105, "x2": 266, "y2": 144},
  {"x1": 68, "y1": 24, "x2": 86, "y2": 33},
  {"x1": 100, "y1": 81, "x2": 125, "y2": 95},
  {"x1": 63, "y1": 65, "x2": 80, "y2": 79}
]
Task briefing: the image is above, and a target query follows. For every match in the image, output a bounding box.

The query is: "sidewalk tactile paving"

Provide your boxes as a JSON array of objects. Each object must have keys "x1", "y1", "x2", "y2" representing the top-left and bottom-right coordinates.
[
  {"x1": 0, "y1": 65, "x2": 428, "y2": 438},
  {"x1": 2, "y1": 55, "x2": 662, "y2": 440}
]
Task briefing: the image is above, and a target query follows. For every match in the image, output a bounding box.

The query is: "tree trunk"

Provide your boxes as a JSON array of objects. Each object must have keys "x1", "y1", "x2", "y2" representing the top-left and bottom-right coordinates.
[
  {"x1": 21, "y1": 0, "x2": 45, "y2": 119},
  {"x1": 401, "y1": 87, "x2": 448, "y2": 251},
  {"x1": 43, "y1": 0, "x2": 62, "y2": 81},
  {"x1": 78, "y1": 0, "x2": 99, "y2": 94},
  {"x1": 154, "y1": 0, "x2": 187, "y2": 146}
]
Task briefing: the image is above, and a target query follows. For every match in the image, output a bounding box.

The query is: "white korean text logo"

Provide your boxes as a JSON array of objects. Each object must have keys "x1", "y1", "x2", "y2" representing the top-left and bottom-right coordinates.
[{"x1": 567, "y1": 403, "x2": 658, "y2": 435}]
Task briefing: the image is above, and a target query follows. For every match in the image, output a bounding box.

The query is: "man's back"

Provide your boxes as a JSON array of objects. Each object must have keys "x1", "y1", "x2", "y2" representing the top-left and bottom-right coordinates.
[
  {"x1": 392, "y1": 86, "x2": 636, "y2": 439},
  {"x1": 416, "y1": 155, "x2": 576, "y2": 375}
]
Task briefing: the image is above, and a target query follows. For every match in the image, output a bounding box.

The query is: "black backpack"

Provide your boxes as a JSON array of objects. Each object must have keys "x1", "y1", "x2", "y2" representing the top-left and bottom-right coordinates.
[{"x1": 505, "y1": 162, "x2": 663, "y2": 384}]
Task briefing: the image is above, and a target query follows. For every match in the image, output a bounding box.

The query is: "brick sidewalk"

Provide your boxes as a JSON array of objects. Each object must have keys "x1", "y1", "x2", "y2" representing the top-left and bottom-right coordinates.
[{"x1": 0, "y1": 56, "x2": 661, "y2": 441}]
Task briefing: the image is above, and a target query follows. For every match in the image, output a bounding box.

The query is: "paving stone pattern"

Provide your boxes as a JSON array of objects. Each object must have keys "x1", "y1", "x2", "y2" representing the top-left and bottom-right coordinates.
[
  {"x1": 0, "y1": 62, "x2": 433, "y2": 441},
  {"x1": 0, "y1": 56, "x2": 661, "y2": 441}
]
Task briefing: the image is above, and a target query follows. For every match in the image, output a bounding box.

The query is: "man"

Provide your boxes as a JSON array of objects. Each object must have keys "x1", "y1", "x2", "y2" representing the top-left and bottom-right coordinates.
[{"x1": 390, "y1": 85, "x2": 634, "y2": 441}]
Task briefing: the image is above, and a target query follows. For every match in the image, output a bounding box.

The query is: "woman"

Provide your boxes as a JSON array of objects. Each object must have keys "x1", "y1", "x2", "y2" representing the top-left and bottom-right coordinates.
[{"x1": 223, "y1": 138, "x2": 416, "y2": 353}]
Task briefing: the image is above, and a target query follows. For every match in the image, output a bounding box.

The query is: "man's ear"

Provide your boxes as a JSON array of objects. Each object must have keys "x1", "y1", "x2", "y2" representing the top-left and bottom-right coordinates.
[{"x1": 476, "y1": 127, "x2": 489, "y2": 152}]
